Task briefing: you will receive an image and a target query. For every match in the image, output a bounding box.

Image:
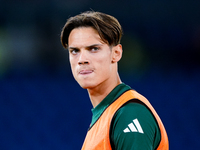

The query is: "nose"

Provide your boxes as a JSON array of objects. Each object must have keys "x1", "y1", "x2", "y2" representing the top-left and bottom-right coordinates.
[{"x1": 78, "y1": 50, "x2": 89, "y2": 65}]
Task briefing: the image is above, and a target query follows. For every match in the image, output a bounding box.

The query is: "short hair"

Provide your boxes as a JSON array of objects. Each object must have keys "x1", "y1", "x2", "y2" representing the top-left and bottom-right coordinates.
[{"x1": 60, "y1": 11, "x2": 123, "y2": 49}]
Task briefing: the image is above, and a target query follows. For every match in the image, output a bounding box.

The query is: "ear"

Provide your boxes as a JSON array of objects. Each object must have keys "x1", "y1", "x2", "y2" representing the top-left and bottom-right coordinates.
[{"x1": 111, "y1": 44, "x2": 123, "y2": 63}]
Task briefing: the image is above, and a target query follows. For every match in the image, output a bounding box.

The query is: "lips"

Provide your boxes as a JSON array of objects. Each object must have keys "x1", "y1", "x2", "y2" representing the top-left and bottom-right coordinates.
[{"x1": 79, "y1": 70, "x2": 93, "y2": 75}]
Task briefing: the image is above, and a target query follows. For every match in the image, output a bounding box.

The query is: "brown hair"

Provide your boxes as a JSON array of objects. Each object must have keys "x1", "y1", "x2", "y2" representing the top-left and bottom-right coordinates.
[{"x1": 60, "y1": 11, "x2": 123, "y2": 49}]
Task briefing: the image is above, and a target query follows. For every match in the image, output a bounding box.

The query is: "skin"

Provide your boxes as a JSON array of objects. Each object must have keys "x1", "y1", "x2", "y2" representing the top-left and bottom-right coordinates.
[{"x1": 68, "y1": 27, "x2": 123, "y2": 108}]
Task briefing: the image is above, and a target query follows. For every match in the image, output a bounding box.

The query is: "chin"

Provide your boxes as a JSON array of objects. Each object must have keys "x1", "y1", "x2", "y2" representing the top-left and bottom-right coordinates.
[
  {"x1": 80, "y1": 85, "x2": 88, "y2": 89},
  {"x1": 78, "y1": 82, "x2": 96, "y2": 89}
]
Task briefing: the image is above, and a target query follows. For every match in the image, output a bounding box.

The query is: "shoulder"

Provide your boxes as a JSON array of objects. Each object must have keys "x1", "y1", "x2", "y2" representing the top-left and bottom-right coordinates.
[
  {"x1": 110, "y1": 102, "x2": 161, "y2": 150},
  {"x1": 111, "y1": 102, "x2": 158, "y2": 134},
  {"x1": 114, "y1": 102, "x2": 154, "y2": 123}
]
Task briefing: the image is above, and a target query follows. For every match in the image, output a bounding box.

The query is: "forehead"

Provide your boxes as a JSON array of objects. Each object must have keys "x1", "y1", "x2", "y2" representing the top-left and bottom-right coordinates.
[{"x1": 68, "y1": 27, "x2": 104, "y2": 47}]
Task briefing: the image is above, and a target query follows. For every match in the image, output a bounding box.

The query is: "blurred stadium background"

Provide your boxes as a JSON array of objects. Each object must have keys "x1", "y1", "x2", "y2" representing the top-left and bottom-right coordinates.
[{"x1": 0, "y1": 0, "x2": 200, "y2": 149}]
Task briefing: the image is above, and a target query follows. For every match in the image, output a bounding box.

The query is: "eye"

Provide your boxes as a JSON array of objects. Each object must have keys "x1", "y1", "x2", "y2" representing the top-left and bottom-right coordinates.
[
  {"x1": 91, "y1": 47, "x2": 99, "y2": 52},
  {"x1": 69, "y1": 49, "x2": 79, "y2": 55}
]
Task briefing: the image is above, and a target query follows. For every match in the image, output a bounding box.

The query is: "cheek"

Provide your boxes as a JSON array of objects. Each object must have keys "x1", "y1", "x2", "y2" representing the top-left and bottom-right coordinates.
[
  {"x1": 96, "y1": 56, "x2": 112, "y2": 74},
  {"x1": 69, "y1": 58, "x2": 77, "y2": 76}
]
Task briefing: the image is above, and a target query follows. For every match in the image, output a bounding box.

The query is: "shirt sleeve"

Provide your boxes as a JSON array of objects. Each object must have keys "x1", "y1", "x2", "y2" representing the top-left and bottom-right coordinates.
[{"x1": 110, "y1": 102, "x2": 161, "y2": 150}]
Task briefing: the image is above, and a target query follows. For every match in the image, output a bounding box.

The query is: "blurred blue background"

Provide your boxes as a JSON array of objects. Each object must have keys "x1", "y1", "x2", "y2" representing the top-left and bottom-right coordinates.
[{"x1": 0, "y1": 0, "x2": 200, "y2": 149}]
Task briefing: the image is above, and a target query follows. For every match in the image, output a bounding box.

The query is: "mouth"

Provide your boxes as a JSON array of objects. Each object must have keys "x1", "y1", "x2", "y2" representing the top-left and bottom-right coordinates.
[{"x1": 79, "y1": 70, "x2": 93, "y2": 75}]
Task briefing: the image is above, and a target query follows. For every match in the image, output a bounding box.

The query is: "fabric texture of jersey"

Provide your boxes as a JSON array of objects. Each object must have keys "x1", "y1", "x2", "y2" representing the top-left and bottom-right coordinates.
[
  {"x1": 110, "y1": 102, "x2": 161, "y2": 149},
  {"x1": 81, "y1": 83, "x2": 169, "y2": 150}
]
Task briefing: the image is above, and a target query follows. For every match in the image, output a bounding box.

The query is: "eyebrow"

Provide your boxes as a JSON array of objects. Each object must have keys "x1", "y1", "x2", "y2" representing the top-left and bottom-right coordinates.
[{"x1": 68, "y1": 44, "x2": 103, "y2": 50}]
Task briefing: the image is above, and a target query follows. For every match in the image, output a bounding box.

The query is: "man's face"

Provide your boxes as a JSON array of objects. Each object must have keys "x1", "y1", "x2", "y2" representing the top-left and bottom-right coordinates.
[{"x1": 68, "y1": 27, "x2": 115, "y2": 89}]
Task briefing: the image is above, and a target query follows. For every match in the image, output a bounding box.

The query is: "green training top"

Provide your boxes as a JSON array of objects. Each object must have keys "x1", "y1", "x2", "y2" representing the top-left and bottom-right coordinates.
[{"x1": 91, "y1": 83, "x2": 161, "y2": 150}]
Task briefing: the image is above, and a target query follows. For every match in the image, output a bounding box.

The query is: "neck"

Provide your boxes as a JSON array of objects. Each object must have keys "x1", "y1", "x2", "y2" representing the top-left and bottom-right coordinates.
[{"x1": 87, "y1": 73, "x2": 122, "y2": 108}]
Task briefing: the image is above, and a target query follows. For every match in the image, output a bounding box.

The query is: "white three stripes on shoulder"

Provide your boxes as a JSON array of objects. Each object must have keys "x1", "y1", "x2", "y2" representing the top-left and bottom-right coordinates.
[{"x1": 123, "y1": 118, "x2": 144, "y2": 134}]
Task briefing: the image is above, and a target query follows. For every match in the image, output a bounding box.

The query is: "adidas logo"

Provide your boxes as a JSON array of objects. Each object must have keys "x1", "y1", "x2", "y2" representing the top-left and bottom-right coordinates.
[{"x1": 123, "y1": 118, "x2": 144, "y2": 134}]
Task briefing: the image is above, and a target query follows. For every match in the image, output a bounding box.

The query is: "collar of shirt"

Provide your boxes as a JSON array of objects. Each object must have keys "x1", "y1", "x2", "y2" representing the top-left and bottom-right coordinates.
[{"x1": 90, "y1": 83, "x2": 132, "y2": 128}]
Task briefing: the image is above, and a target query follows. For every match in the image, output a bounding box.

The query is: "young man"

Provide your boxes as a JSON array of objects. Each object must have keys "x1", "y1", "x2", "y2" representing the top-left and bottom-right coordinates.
[{"x1": 60, "y1": 11, "x2": 169, "y2": 150}]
